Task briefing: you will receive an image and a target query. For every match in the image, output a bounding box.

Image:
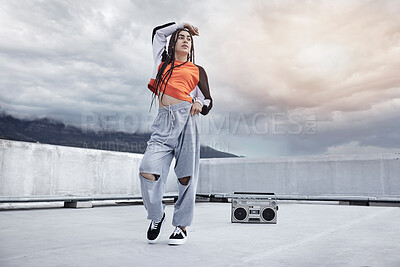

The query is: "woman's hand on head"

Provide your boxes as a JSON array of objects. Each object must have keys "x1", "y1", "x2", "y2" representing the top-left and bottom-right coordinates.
[
  {"x1": 183, "y1": 22, "x2": 199, "y2": 36},
  {"x1": 190, "y1": 102, "x2": 202, "y2": 116}
]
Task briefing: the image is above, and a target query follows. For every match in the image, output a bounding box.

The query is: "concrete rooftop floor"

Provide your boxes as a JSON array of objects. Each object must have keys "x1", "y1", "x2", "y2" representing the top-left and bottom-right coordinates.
[{"x1": 1, "y1": 201, "x2": 400, "y2": 267}]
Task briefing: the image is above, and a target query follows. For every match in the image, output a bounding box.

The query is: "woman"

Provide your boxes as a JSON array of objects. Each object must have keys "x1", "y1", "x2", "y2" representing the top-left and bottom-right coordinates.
[{"x1": 139, "y1": 21, "x2": 213, "y2": 245}]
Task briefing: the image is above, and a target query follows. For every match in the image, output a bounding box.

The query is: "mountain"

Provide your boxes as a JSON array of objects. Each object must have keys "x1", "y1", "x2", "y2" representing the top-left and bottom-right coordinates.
[{"x1": 0, "y1": 111, "x2": 239, "y2": 158}]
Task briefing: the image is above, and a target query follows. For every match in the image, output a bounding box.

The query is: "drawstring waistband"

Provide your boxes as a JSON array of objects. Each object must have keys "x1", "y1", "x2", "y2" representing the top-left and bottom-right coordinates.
[
  {"x1": 160, "y1": 104, "x2": 176, "y2": 145},
  {"x1": 157, "y1": 101, "x2": 191, "y2": 145}
]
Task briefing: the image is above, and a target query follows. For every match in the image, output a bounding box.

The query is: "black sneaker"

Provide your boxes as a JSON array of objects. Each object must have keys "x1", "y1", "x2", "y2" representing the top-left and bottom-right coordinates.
[
  {"x1": 168, "y1": 226, "x2": 187, "y2": 245},
  {"x1": 147, "y1": 213, "x2": 165, "y2": 244}
]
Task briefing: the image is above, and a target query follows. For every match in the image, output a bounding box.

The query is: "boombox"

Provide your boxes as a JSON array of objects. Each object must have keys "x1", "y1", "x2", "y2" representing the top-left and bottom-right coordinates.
[{"x1": 231, "y1": 192, "x2": 278, "y2": 224}]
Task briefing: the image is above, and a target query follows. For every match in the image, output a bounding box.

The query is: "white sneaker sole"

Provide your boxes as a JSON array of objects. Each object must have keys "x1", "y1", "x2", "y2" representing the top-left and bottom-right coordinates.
[
  {"x1": 168, "y1": 237, "x2": 187, "y2": 245},
  {"x1": 147, "y1": 235, "x2": 160, "y2": 244}
]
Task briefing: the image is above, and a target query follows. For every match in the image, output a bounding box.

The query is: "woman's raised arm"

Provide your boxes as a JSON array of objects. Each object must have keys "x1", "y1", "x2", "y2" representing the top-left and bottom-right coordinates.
[
  {"x1": 150, "y1": 22, "x2": 184, "y2": 78},
  {"x1": 150, "y1": 22, "x2": 200, "y2": 79}
]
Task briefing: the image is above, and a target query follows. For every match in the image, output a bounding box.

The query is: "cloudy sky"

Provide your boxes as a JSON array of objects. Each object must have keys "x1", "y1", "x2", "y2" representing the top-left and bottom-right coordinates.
[{"x1": 1, "y1": 0, "x2": 399, "y2": 158}]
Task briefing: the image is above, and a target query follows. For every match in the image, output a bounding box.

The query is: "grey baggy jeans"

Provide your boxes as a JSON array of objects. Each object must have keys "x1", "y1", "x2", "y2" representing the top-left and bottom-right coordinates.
[{"x1": 139, "y1": 101, "x2": 200, "y2": 227}]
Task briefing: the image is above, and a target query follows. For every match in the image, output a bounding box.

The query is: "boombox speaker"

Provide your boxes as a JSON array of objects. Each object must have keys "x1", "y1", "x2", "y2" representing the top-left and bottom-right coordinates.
[{"x1": 231, "y1": 192, "x2": 278, "y2": 224}]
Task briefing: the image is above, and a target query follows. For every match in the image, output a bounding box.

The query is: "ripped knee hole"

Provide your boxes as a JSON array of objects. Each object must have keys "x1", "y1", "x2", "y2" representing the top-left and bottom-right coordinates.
[
  {"x1": 178, "y1": 176, "x2": 191, "y2": 186},
  {"x1": 140, "y1": 172, "x2": 160, "y2": 181}
]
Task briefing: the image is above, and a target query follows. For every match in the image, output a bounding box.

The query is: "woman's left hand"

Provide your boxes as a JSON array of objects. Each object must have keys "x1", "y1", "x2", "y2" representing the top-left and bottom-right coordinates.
[{"x1": 190, "y1": 102, "x2": 202, "y2": 116}]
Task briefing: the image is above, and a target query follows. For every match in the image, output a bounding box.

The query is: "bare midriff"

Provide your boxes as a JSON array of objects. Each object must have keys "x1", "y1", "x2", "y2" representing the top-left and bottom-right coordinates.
[{"x1": 158, "y1": 92, "x2": 189, "y2": 108}]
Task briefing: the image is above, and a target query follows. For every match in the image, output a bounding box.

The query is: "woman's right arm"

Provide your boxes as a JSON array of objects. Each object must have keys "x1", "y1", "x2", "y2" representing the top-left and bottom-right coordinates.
[{"x1": 150, "y1": 22, "x2": 184, "y2": 79}]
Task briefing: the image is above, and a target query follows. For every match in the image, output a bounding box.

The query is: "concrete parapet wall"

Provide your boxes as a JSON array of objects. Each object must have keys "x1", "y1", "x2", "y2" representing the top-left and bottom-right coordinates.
[
  {"x1": 1, "y1": 139, "x2": 399, "y2": 199},
  {"x1": 0, "y1": 140, "x2": 179, "y2": 196},
  {"x1": 197, "y1": 154, "x2": 400, "y2": 198}
]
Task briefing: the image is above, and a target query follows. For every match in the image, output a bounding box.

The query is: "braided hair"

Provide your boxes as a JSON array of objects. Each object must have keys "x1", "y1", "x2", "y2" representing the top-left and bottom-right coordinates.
[{"x1": 150, "y1": 28, "x2": 195, "y2": 110}]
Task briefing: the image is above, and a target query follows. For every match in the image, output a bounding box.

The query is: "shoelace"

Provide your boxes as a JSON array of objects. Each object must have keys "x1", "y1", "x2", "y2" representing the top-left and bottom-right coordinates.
[
  {"x1": 160, "y1": 105, "x2": 175, "y2": 145},
  {"x1": 172, "y1": 227, "x2": 184, "y2": 236},
  {"x1": 151, "y1": 220, "x2": 160, "y2": 230}
]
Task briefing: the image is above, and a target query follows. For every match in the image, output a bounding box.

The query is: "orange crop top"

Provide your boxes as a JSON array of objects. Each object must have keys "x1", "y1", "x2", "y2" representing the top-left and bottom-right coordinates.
[{"x1": 148, "y1": 60, "x2": 199, "y2": 103}]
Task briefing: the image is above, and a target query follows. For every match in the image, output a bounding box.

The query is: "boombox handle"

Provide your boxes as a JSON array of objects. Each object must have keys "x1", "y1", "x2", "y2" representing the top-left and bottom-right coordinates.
[
  {"x1": 234, "y1": 192, "x2": 275, "y2": 195},
  {"x1": 233, "y1": 192, "x2": 277, "y2": 200}
]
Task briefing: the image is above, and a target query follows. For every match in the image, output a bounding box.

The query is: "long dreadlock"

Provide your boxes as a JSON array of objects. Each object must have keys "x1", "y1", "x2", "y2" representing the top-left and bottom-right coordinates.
[{"x1": 149, "y1": 28, "x2": 195, "y2": 111}]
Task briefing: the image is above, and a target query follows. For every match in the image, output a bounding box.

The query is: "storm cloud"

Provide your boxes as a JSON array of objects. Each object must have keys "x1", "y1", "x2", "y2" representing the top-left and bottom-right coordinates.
[{"x1": 1, "y1": 0, "x2": 399, "y2": 157}]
